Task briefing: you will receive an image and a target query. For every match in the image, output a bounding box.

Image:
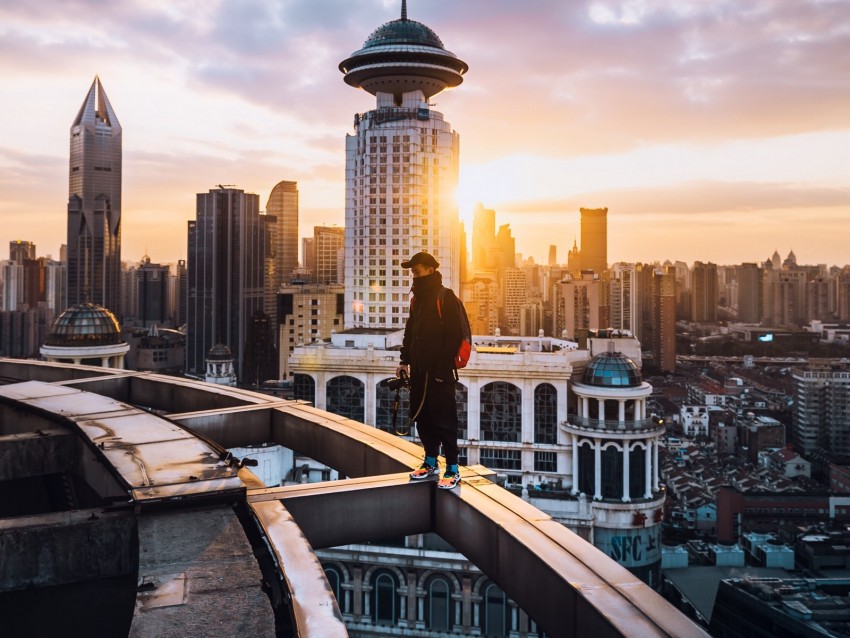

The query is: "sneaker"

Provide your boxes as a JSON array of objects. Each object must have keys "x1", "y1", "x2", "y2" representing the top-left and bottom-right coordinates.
[
  {"x1": 410, "y1": 463, "x2": 440, "y2": 480},
  {"x1": 437, "y1": 471, "x2": 461, "y2": 490}
]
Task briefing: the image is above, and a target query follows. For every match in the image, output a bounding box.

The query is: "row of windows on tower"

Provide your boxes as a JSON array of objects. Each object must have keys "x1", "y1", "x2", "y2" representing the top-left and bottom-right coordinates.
[{"x1": 354, "y1": 170, "x2": 444, "y2": 182}]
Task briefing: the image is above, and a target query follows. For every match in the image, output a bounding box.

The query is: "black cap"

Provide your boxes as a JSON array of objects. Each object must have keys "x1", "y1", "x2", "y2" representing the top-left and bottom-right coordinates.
[{"x1": 401, "y1": 251, "x2": 439, "y2": 269}]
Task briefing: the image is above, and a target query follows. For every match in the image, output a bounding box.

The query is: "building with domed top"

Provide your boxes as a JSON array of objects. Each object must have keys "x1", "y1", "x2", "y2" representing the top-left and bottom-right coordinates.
[
  {"x1": 40, "y1": 303, "x2": 129, "y2": 368},
  {"x1": 564, "y1": 343, "x2": 666, "y2": 586},
  {"x1": 205, "y1": 343, "x2": 237, "y2": 387},
  {"x1": 339, "y1": 0, "x2": 467, "y2": 330}
]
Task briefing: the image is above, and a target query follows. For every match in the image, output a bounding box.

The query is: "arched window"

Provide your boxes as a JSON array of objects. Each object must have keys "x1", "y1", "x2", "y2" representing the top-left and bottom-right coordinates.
[
  {"x1": 375, "y1": 378, "x2": 410, "y2": 433},
  {"x1": 483, "y1": 582, "x2": 508, "y2": 636},
  {"x1": 456, "y1": 383, "x2": 468, "y2": 440},
  {"x1": 578, "y1": 442, "x2": 595, "y2": 495},
  {"x1": 426, "y1": 576, "x2": 451, "y2": 631},
  {"x1": 293, "y1": 374, "x2": 315, "y2": 404},
  {"x1": 601, "y1": 445, "x2": 623, "y2": 500},
  {"x1": 371, "y1": 570, "x2": 397, "y2": 626},
  {"x1": 326, "y1": 376, "x2": 365, "y2": 422},
  {"x1": 630, "y1": 445, "x2": 647, "y2": 499},
  {"x1": 534, "y1": 383, "x2": 557, "y2": 444},
  {"x1": 323, "y1": 566, "x2": 343, "y2": 612},
  {"x1": 480, "y1": 382, "x2": 521, "y2": 442}
]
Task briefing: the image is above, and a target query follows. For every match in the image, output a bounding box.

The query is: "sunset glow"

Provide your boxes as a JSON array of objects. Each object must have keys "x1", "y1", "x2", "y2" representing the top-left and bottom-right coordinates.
[{"x1": 1, "y1": 0, "x2": 849, "y2": 266}]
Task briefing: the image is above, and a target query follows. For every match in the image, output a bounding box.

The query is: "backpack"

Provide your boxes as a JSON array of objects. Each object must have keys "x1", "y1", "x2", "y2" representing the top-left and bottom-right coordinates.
[{"x1": 437, "y1": 287, "x2": 472, "y2": 373}]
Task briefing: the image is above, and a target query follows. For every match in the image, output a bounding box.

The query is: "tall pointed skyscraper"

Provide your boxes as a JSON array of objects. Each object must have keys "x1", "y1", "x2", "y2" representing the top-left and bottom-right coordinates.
[
  {"x1": 339, "y1": 1, "x2": 468, "y2": 329},
  {"x1": 66, "y1": 77, "x2": 122, "y2": 314}
]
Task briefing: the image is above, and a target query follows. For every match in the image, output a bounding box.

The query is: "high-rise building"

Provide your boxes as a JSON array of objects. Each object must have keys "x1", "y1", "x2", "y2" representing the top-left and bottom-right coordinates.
[
  {"x1": 312, "y1": 226, "x2": 345, "y2": 285},
  {"x1": 763, "y1": 269, "x2": 807, "y2": 327},
  {"x1": 651, "y1": 269, "x2": 676, "y2": 372},
  {"x1": 9, "y1": 241, "x2": 36, "y2": 264},
  {"x1": 301, "y1": 237, "x2": 314, "y2": 281},
  {"x1": 66, "y1": 77, "x2": 122, "y2": 315},
  {"x1": 737, "y1": 263, "x2": 762, "y2": 323},
  {"x1": 277, "y1": 284, "x2": 344, "y2": 379},
  {"x1": 265, "y1": 181, "x2": 299, "y2": 286},
  {"x1": 186, "y1": 187, "x2": 265, "y2": 380},
  {"x1": 471, "y1": 203, "x2": 497, "y2": 272},
  {"x1": 609, "y1": 263, "x2": 637, "y2": 334},
  {"x1": 558, "y1": 272, "x2": 604, "y2": 341},
  {"x1": 806, "y1": 276, "x2": 831, "y2": 323},
  {"x1": 136, "y1": 258, "x2": 171, "y2": 328},
  {"x1": 501, "y1": 267, "x2": 527, "y2": 334},
  {"x1": 0, "y1": 261, "x2": 24, "y2": 311},
  {"x1": 548, "y1": 245, "x2": 557, "y2": 267},
  {"x1": 691, "y1": 261, "x2": 718, "y2": 322},
  {"x1": 174, "y1": 260, "x2": 187, "y2": 327},
  {"x1": 579, "y1": 207, "x2": 607, "y2": 275},
  {"x1": 792, "y1": 361, "x2": 850, "y2": 466},
  {"x1": 339, "y1": 4, "x2": 467, "y2": 329}
]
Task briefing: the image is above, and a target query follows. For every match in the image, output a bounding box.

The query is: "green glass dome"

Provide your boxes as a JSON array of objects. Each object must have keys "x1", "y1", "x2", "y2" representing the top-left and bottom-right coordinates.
[
  {"x1": 45, "y1": 303, "x2": 123, "y2": 347},
  {"x1": 582, "y1": 352, "x2": 642, "y2": 388},
  {"x1": 207, "y1": 344, "x2": 234, "y2": 362},
  {"x1": 362, "y1": 19, "x2": 445, "y2": 50}
]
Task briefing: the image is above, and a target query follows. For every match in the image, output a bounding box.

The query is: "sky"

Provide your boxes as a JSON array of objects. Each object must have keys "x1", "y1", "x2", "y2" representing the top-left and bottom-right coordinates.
[{"x1": 1, "y1": 0, "x2": 849, "y2": 267}]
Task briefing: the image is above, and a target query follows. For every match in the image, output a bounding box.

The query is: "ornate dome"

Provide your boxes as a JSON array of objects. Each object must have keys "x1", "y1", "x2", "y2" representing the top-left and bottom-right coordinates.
[
  {"x1": 339, "y1": 5, "x2": 467, "y2": 99},
  {"x1": 45, "y1": 304, "x2": 123, "y2": 347},
  {"x1": 362, "y1": 18, "x2": 444, "y2": 50},
  {"x1": 207, "y1": 344, "x2": 234, "y2": 362},
  {"x1": 581, "y1": 352, "x2": 642, "y2": 388}
]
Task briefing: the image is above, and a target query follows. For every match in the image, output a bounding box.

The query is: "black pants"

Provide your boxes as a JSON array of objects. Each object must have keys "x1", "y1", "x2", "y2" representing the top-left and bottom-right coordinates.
[{"x1": 410, "y1": 374, "x2": 459, "y2": 467}]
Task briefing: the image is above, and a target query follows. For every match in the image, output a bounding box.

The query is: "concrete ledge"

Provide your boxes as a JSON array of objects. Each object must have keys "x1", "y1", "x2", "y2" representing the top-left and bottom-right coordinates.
[
  {"x1": 0, "y1": 508, "x2": 136, "y2": 592},
  {"x1": 0, "y1": 428, "x2": 76, "y2": 481}
]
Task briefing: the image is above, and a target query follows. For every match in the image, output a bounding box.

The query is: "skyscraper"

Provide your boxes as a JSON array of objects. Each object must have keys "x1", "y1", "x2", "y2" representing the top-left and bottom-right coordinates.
[
  {"x1": 9, "y1": 241, "x2": 36, "y2": 264},
  {"x1": 609, "y1": 263, "x2": 637, "y2": 334},
  {"x1": 737, "y1": 263, "x2": 762, "y2": 323},
  {"x1": 66, "y1": 77, "x2": 122, "y2": 314},
  {"x1": 691, "y1": 261, "x2": 718, "y2": 322},
  {"x1": 186, "y1": 187, "x2": 265, "y2": 380},
  {"x1": 579, "y1": 207, "x2": 608, "y2": 275},
  {"x1": 265, "y1": 180, "x2": 299, "y2": 286},
  {"x1": 312, "y1": 226, "x2": 345, "y2": 285},
  {"x1": 651, "y1": 269, "x2": 676, "y2": 373},
  {"x1": 339, "y1": 2, "x2": 468, "y2": 329}
]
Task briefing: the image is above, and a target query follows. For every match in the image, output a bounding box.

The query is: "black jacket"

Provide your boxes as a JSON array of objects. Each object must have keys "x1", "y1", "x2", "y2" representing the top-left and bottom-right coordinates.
[{"x1": 399, "y1": 271, "x2": 463, "y2": 383}]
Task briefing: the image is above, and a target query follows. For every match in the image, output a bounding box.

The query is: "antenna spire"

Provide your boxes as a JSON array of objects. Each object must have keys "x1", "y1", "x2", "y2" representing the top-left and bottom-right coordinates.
[{"x1": 401, "y1": 0, "x2": 407, "y2": 20}]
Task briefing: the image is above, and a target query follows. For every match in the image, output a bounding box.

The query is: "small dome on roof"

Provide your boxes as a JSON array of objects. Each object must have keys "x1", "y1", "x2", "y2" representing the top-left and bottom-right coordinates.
[
  {"x1": 207, "y1": 344, "x2": 233, "y2": 361},
  {"x1": 363, "y1": 18, "x2": 445, "y2": 49},
  {"x1": 582, "y1": 351, "x2": 642, "y2": 388},
  {"x1": 45, "y1": 304, "x2": 123, "y2": 347}
]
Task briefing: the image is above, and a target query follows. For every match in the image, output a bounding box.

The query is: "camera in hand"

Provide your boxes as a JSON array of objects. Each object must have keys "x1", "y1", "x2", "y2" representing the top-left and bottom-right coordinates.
[{"x1": 388, "y1": 369, "x2": 409, "y2": 392}]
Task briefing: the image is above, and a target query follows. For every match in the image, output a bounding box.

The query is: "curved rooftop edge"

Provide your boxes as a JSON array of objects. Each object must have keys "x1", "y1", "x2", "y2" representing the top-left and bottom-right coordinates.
[{"x1": 0, "y1": 359, "x2": 708, "y2": 638}]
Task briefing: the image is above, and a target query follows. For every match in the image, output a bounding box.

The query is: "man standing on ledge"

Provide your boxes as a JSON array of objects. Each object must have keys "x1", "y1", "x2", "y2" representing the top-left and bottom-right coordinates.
[{"x1": 396, "y1": 251, "x2": 463, "y2": 489}]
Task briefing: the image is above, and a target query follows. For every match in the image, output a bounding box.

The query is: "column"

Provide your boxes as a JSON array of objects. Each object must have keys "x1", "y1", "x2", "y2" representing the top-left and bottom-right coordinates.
[
  {"x1": 462, "y1": 575, "x2": 472, "y2": 634},
  {"x1": 571, "y1": 434, "x2": 579, "y2": 494},
  {"x1": 407, "y1": 572, "x2": 417, "y2": 626},
  {"x1": 618, "y1": 400, "x2": 625, "y2": 425},
  {"x1": 598, "y1": 398, "x2": 605, "y2": 423},
  {"x1": 352, "y1": 567, "x2": 363, "y2": 620},
  {"x1": 594, "y1": 439, "x2": 602, "y2": 500},
  {"x1": 644, "y1": 440, "x2": 652, "y2": 499},
  {"x1": 653, "y1": 439, "x2": 660, "y2": 492},
  {"x1": 100, "y1": 357, "x2": 109, "y2": 368},
  {"x1": 622, "y1": 442, "x2": 631, "y2": 502},
  {"x1": 581, "y1": 396, "x2": 589, "y2": 419},
  {"x1": 634, "y1": 399, "x2": 641, "y2": 424}
]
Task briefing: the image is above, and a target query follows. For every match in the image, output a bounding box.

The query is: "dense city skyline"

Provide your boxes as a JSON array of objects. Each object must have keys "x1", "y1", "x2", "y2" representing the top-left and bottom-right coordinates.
[{"x1": 2, "y1": 0, "x2": 849, "y2": 265}]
